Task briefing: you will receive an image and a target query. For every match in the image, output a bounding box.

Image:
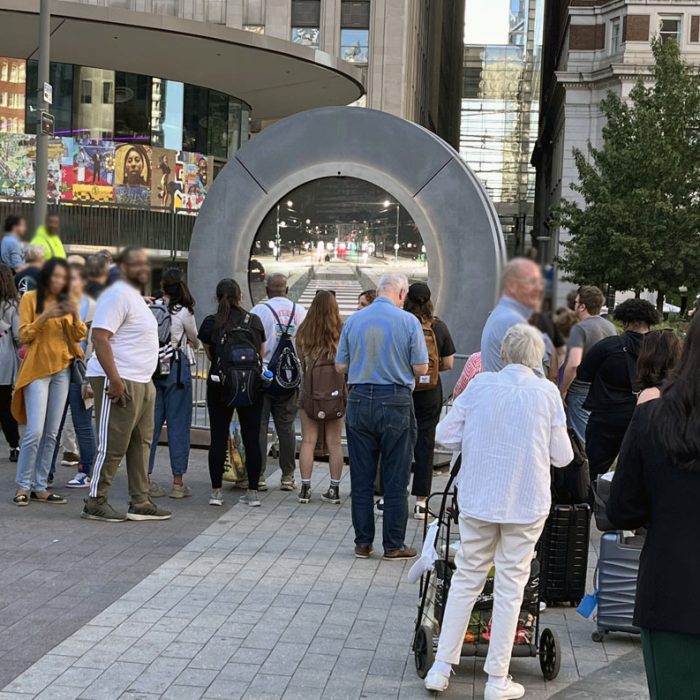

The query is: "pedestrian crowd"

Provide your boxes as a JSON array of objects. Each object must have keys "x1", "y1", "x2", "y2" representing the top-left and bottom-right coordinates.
[{"x1": 2, "y1": 213, "x2": 699, "y2": 699}]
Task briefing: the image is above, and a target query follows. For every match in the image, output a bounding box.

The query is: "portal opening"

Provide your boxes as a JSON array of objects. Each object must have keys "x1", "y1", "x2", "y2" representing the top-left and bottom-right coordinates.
[{"x1": 248, "y1": 177, "x2": 428, "y2": 316}]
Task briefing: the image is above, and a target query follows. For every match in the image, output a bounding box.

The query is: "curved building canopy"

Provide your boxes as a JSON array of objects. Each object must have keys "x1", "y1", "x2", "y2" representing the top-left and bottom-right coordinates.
[{"x1": 0, "y1": 0, "x2": 364, "y2": 120}]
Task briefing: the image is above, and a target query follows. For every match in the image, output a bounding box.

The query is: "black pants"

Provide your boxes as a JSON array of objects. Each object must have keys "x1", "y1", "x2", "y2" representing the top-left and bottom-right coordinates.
[
  {"x1": 411, "y1": 385, "x2": 443, "y2": 498},
  {"x1": 0, "y1": 385, "x2": 19, "y2": 449},
  {"x1": 207, "y1": 380, "x2": 264, "y2": 490},
  {"x1": 586, "y1": 416, "x2": 630, "y2": 481}
]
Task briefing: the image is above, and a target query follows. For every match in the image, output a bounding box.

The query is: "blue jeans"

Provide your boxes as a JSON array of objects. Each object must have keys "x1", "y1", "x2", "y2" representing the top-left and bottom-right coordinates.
[
  {"x1": 51, "y1": 383, "x2": 96, "y2": 477},
  {"x1": 16, "y1": 368, "x2": 70, "y2": 492},
  {"x1": 566, "y1": 386, "x2": 590, "y2": 446},
  {"x1": 148, "y1": 356, "x2": 192, "y2": 477},
  {"x1": 345, "y1": 384, "x2": 417, "y2": 551}
]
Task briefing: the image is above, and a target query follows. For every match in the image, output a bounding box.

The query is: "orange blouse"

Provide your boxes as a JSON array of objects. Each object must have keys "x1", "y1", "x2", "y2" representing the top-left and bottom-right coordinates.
[{"x1": 11, "y1": 291, "x2": 87, "y2": 424}]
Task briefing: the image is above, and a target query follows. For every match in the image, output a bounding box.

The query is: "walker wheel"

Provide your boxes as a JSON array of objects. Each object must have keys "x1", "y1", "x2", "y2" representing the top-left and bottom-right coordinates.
[
  {"x1": 414, "y1": 625, "x2": 434, "y2": 679},
  {"x1": 539, "y1": 627, "x2": 561, "y2": 680},
  {"x1": 591, "y1": 630, "x2": 606, "y2": 643}
]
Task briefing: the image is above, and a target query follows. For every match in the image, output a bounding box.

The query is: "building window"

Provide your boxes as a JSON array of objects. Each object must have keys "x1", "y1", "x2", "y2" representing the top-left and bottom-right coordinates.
[
  {"x1": 80, "y1": 79, "x2": 92, "y2": 104},
  {"x1": 291, "y1": 0, "x2": 320, "y2": 47},
  {"x1": 114, "y1": 72, "x2": 151, "y2": 141},
  {"x1": 0, "y1": 62, "x2": 7, "y2": 81},
  {"x1": 26, "y1": 60, "x2": 73, "y2": 135},
  {"x1": 659, "y1": 16, "x2": 682, "y2": 44},
  {"x1": 183, "y1": 84, "x2": 209, "y2": 152},
  {"x1": 610, "y1": 17, "x2": 622, "y2": 53},
  {"x1": 243, "y1": 24, "x2": 265, "y2": 34},
  {"x1": 102, "y1": 81, "x2": 113, "y2": 104},
  {"x1": 341, "y1": 0, "x2": 370, "y2": 64},
  {"x1": 151, "y1": 78, "x2": 184, "y2": 151}
]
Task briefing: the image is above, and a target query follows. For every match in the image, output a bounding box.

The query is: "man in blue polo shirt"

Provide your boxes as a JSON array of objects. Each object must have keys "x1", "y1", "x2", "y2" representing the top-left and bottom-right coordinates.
[
  {"x1": 336, "y1": 272, "x2": 428, "y2": 561},
  {"x1": 481, "y1": 258, "x2": 544, "y2": 372}
]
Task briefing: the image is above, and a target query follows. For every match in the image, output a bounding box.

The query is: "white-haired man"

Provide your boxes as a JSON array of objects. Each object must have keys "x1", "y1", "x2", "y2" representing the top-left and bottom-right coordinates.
[
  {"x1": 481, "y1": 258, "x2": 544, "y2": 372},
  {"x1": 426, "y1": 324, "x2": 573, "y2": 700},
  {"x1": 335, "y1": 272, "x2": 428, "y2": 560}
]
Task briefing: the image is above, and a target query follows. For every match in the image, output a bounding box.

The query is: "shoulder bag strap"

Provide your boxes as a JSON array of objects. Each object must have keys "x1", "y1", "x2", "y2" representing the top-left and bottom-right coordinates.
[
  {"x1": 286, "y1": 303, "x2": 296, "y2": 333},
  {"x1": 263, "y1": 302, "x2": 283, "y2": 328}
]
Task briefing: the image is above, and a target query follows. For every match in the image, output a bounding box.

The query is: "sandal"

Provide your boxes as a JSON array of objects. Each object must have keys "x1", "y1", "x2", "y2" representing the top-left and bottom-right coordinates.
[
  {"x1": 13, "y1": 493, "x2": 29, "y2": 507},
  {"x1": 30, "y1": 491, "x2": 67, "y2": 504}
]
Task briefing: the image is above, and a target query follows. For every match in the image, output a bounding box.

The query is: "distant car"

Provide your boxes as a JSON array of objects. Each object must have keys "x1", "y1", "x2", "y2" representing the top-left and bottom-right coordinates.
[{"x1": 248, "y1": 259, "x2": 266, "y2": 282}]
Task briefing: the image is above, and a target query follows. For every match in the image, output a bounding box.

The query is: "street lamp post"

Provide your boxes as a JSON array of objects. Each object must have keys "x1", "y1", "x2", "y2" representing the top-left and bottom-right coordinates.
[
  {"x1": 393, "y1": 203, "x2": 400, "y2": 263},
  {"x1": 275, "y1": 199, "x2": 293, "y2": 262},
  {"x1": 34, "y1": 0, "x2": 51, "y2": 230}
]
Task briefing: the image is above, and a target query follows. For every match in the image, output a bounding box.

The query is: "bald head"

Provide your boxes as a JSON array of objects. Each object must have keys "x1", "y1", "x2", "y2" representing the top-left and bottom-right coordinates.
[
  {"x1": 501, "y1": 257, "x2": 543, "y2": 312},
  {"x1": 266, "y1": 273, "x2": 288, "y2": 298}
]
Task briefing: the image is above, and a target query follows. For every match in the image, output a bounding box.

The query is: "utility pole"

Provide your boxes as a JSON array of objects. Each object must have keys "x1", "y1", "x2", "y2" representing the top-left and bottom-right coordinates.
[{"x1": 34, "y1": 0, "x2": 51, "y2": 231}]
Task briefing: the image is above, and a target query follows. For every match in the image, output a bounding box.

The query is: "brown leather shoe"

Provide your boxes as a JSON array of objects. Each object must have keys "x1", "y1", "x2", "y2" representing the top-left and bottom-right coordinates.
[
  {"x1": 383, "y1": 546, "x2": 418, "y2": 561},
  {"x1": 354, "y1": 544, "x2": 374, "y2": 559}
]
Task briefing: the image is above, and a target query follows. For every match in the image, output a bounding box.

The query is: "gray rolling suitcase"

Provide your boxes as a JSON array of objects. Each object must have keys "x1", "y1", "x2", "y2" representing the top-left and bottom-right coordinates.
[{"x1": 592, "y1": 532, "x2": 644, "y2": 642}]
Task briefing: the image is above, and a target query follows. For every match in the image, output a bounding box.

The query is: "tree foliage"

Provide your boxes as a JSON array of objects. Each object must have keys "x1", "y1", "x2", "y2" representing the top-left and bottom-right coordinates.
[{"x1": 555, "y1": 39, "x2": 700, "y2": 304}]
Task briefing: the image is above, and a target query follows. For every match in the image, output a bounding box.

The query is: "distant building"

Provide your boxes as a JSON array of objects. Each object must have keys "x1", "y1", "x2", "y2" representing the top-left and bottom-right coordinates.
[
  {"x1": 533, "y1": 0, "x2": 700, "y2": 303},
  {"x1": 460, "y1": 0, "x2": 544, "y2": 256}
]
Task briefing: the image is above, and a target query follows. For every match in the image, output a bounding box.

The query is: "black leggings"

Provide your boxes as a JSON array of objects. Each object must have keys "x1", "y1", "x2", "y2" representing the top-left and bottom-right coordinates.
[
  {"x1": 586, "y1": 416, "x2": 630, "y2": 481},
  {"x1": 0, "y1": 385, "x2": 19, "y2": 449},
  {"x1": 411, "y1": 385, "x2": 443, "y2": 498},
  {"x1": 207, "y1": 380, "x2": 264, "y2": 490}
]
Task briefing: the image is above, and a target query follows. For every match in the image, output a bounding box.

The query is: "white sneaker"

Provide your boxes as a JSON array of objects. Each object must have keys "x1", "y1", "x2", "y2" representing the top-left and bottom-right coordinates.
[
  {"x1": 209, "y1": 489, "x2": 224, "y2": 506},
  {"x1": 424, "y1": 666, "x2": 450, "y2": 692},
  {"x1": 484, "y1": 677, "x2": 525, "y2": 700}
]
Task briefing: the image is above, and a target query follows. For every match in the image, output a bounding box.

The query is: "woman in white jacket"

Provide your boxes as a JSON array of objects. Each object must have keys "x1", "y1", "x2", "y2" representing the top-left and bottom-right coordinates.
[
  {"x1": 425, "y1": 324, "x2": 573, "y2": 700},
  {"x1": 0, "y1": 264, "x2": 20, "y2": 462}
]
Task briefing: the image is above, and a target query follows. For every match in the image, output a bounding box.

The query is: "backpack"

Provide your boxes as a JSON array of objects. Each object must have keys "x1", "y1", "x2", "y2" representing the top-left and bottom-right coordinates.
[
  {"x1": 149, "y1": 301, "x2": 174, "y2": 379},
  {"x1": 415, "y1": 318, "x2": 440, "y2": 391},
  {"x1": 303, "y1": 357, "x2": 347, "y2": 422},
  {"x1": 215, "y1": 314, "x2": 262, "y2": 407},
  {"x1": 264, "y1": 302, "x2": 302, "y2": 395}
]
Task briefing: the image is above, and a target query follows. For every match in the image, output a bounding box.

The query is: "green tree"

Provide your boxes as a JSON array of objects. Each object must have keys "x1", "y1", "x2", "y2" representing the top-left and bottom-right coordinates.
[{"x1": 555, "y1": 38, "x2": 700, "y2": 309}]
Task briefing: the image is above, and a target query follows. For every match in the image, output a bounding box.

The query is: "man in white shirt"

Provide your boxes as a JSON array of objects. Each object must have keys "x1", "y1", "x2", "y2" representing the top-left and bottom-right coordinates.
[
  {"x1": 425, "y1": 324, "x2": 573, "y2": 700},
  {"x1": 83, "y1": 247, "x2": 171, "y2": 522},
  {"x1": 251, "y1": 273, "x2": 307, "y2": 490}
]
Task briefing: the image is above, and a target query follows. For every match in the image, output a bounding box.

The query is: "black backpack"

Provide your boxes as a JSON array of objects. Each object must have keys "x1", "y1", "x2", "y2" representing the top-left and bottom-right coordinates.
[
  {"x1": 264, "y1": 302, "x2": 302, "y2": 395},
  {"x1": 215, "y1": 314, "x2": 262, "y2": 407}
]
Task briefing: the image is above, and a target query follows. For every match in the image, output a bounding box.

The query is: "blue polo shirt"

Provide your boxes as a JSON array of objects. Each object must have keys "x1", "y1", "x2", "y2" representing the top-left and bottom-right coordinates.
[
  {"x1": 336, "y1": 296, "x2": 428, "y2": 388},
  {"x1": 480, "y1": 295, "x2": 532, "y2": 372}
]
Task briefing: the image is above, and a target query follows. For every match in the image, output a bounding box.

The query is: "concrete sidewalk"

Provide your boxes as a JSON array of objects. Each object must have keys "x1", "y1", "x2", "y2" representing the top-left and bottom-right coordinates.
[{"x1": 0, "y1": 445, "x2": 648, "y2": 700}]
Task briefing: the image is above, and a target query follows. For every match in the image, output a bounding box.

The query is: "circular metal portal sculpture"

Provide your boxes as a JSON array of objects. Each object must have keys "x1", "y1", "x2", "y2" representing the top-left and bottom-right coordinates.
[{"x1": 188, "y1": 106, "x2": 505, "y2": 363}]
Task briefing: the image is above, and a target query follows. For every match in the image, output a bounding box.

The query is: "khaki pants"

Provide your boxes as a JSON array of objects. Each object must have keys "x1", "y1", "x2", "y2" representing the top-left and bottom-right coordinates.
[
  {"x1": 436, "y1": 514, "x2": 547, "y2": 678},
  {"x1": 89, "y1": 376, "x2": 155, "y2": 504}
]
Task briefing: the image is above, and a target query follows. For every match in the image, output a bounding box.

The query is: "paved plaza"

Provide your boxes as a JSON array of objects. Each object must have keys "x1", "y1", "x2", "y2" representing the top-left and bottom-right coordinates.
[{"x1": 0, "y1": 444, "x2": 647, "y2": 700}]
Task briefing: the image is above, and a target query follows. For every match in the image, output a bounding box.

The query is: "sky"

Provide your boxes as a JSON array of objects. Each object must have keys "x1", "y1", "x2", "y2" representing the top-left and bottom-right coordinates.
[{"x1": 464, "y1": 0, "x2": 510, "y2": 45}]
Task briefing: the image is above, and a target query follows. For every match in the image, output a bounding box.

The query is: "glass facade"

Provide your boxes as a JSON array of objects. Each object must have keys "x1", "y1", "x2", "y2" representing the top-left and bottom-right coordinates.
[{"x1": 19, "y1": 58, "x2": 249, "y2": 155}]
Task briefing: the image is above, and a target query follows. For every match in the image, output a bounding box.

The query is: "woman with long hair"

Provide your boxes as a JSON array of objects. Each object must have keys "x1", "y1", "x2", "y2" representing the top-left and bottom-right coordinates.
[
  {"x1": 11, "y1": 258, "x2": 86, "y2": 505},
  {"x1": 608, "y1": 315, "x2": 700, "y2": 699},
  {"x1": 635, "y1": 329, "x2": 682, "y2": 404},
  {"x1": 403, "y1": 282, "x2": 455, "y2": 519},
  {"x1": 148, "y1": 268, "x2": 199, "y2": 498},
  {"x1": 198, "y1": 279, "x2": 265, "y2": 507},
  {"x1": 0, "y1": 264, "x2": 20, "y2": 462},
  {"x1": 295, "y1": 290, "x2": 346, "y2": 504},
  {"x1": 122, "y1": 145, "x2": 150, "y2": 187}
]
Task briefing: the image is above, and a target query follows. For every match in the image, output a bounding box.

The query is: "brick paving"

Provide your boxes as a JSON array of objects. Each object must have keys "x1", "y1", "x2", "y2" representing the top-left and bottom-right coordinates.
[{"x1": 0, "y1": 444, "x2": 648, "y2": 700}]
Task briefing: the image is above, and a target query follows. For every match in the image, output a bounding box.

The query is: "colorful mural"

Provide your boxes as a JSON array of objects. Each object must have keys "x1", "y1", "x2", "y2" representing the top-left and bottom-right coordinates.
[
  {"x1": 0, "y1": 133, "x2": 35, "y2": 198},
  {"x1": 61, "y1": 138, "x2": 116, "y2": 202}
]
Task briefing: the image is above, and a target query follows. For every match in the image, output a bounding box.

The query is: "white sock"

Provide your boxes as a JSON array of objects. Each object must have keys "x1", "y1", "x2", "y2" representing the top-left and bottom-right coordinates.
[
  {"x1": 488, "y1": 675, "x2": 508, "y2": 689},
  {"x1": 433, "y1": 661, "x2": 451, "y2": 675}
]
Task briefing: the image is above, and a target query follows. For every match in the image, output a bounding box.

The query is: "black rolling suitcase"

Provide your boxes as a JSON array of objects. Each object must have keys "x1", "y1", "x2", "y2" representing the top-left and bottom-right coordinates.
[{"x1": 538, "y1": 504, "x2": 591, "y2": 607}]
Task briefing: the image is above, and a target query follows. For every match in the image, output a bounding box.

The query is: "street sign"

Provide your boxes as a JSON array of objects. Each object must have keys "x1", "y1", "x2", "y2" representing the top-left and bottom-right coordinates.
[
  {"x1": 43, "y1": 81, "x2": 52, "y2": 105},
  {"x1": 40, "y1": 111, "x2": 54, "y2": 136}
]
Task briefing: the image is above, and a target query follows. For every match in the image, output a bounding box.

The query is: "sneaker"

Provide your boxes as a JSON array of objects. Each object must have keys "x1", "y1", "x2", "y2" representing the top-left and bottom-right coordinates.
[
  {"x1": 209, "y1": 489, "x2": 224, "y2": 506},
  {"x1": 413, "y1": 504, "x2": 429, "y2": 520},
  {"x1": 169, "y1": 484, "x2": 192, "y2": 499},
  {"x1": 81, "y1": 497, "x2": 127, "y2": 522},
  {"x1": 354, "y1": 544, "x2": 374, "y2": 559},
  {"x1": 66, "y1": 472, "x2": 90, "y2": 488},
  {"x1": 126, "y1": 501, "x2": 172, "y2": 521},
  {"x1": 47, "y1": 473, "x2": 54, "y2": 487},
  {"x1": 257, "y1": 479, "x2": 268, "y2": 492},
  {"x1": 375, "y1": 498, "x2": 384, "y2": 516},
  {"x1": 280, "y1": 477, "x2": 296, "y2": 491},
  {"x1": 240, "y1": 491, "x2": 261, "y2": 507},
  {"x1": 484, "y1": 677, "x2": 525, "y2": 700},
  {"x1": 383, "y1": 546, "x2": 418, "y2": 561},
  {"x1": 424, "y1": 665, "x2": 451, "y2": 692},
  {"x1": 148, "y1": 480, "x2": 167, "y2": 498},
  {"x1": 322, "y1": 485, "x2": 340, "y2": 504},
  {"x1": 9, "y1": 448, "x2": 19, "y2": 463},
  {"x1": 61, "y1": 451, "x2": 80, "y2": 467},
  {"x1": 298, "y1": 483, "x2": 312, "y2": 504}
]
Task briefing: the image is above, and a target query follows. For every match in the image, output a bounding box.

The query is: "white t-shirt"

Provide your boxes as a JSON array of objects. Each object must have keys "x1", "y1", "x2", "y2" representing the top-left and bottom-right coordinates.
[
  {"x1": 250, "y1": 296, "x2": 307, "y2": 363},
  {"x1": 87, "y1": 280, "x2": 159, "y2": 383}
]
